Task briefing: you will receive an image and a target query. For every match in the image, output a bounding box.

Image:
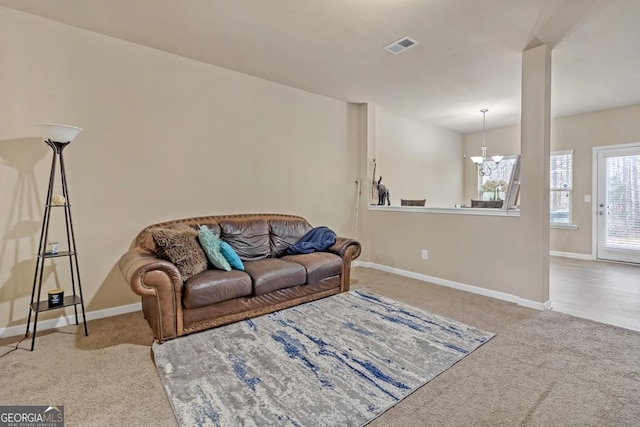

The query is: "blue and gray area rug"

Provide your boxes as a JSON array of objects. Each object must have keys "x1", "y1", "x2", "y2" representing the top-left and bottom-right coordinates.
[{"x1": 153, "y1": 290, "x2": 495, "y2": 426}]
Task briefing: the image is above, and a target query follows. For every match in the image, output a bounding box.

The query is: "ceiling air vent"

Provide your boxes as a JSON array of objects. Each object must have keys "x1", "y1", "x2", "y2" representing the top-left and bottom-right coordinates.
[{"x1": 384, "y1": 36, "x2": 419, "y2": 54}]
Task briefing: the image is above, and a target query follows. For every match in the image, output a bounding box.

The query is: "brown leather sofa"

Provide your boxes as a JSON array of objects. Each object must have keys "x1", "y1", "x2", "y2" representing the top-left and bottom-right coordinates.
[{"x1": 119, "y1": 214, "x2": 361, "y2": 342}]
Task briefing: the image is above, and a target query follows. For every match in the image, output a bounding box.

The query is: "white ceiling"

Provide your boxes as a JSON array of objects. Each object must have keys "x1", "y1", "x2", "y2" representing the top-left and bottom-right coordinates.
[{"x1": 2, "y1": 0, "x2": 640, "y2": 133}]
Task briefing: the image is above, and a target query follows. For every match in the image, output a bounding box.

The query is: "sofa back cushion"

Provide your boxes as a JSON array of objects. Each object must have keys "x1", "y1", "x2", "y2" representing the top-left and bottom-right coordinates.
[
  {"x1": 219, "y1": 218, "x2": 271, "y2": 261},
  {"x1": 133, "y1": 214, "x2": 312, "y2": 263},
  {"x1": 269, "y1": 218, "x2": 312, "y2": 257}
]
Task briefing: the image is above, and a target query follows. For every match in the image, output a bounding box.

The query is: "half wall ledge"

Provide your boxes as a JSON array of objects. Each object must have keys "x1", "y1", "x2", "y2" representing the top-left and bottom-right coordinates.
[{"x1": 368, "y1": 205, "x2": 520, "y2": 217}]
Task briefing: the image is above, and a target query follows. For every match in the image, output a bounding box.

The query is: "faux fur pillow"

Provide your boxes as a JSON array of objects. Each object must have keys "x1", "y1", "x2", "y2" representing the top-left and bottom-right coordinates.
[{"x1": 151, "y1": 225, "x2": 208, "y2": 281}]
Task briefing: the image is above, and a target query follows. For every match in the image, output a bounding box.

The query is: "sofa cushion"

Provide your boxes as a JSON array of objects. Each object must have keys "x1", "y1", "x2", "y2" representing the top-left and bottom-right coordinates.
[
  {"x1": 220, "y1": 241, "x2": 245, "y2": 271},
  {"x1": 183, "y1": 270, "x2": 252, "y2": 309},
  {"x1": 243, "y1": 259, "x2": 306, "y2": 296},
  {"x1": 269, "y1": 218, "x2": 312, "y2": 257},
  {"x1": 282, "y1": 252, "x2": 343, "y2": 283},
  {"x1": 151, "y1": 225, "x2": 208, "y2": 281},
  {"x1": 219, "y1": 219, "x2": 271, "y2": 261},
  {"x1": 198, "y1": 225, "x2": 231, "y2": 271}
]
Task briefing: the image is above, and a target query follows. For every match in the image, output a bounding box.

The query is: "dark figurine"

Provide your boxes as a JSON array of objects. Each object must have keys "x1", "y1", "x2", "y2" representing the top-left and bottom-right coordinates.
[{"x1": 377, "y1": 176, "x2": 390, "y2": 206}]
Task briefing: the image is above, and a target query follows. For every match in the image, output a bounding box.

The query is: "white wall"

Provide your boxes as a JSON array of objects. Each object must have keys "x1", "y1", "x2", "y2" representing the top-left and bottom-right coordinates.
[
  {"x1": 358, "y1": 45, "x2": 552, "y2": 307},
  {"x1": 374, "y1": 111, "x2": 463, "y2": 207},
  {"x1": 7, "y1": 6, "x2": 636, "y2": 337},
  {"x1": 0, "y1": 7, "x2": 360, "y2": 331},
  {"x1": 551, "y1": 105, "x2": 640, "y2": 255},
  {"x1": 463, "y1": 104, "x2": 640, "y2": 255}
]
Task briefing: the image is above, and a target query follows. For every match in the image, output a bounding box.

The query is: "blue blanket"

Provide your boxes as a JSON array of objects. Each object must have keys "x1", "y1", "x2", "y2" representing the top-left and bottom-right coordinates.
[{"x1": 286, "y1": 226, "x2": 337, "y2": 255}]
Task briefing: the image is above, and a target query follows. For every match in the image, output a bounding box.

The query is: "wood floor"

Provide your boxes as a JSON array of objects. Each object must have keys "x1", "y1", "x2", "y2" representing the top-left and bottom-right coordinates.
[{"x1": 550, "y1": 256, "x2": 640, "y2": 332}]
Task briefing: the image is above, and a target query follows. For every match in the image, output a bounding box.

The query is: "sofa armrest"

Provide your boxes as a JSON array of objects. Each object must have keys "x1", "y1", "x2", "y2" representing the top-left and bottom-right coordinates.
[
  {"x1": 327, "y1": 237, "x2": 361, "y2": 292},
  {"x1": 118, "y1": 248, "x2": 184, "y2": 341},
  {"x1": 327, "y1": 237, "x2": 362, "y2": 260}
]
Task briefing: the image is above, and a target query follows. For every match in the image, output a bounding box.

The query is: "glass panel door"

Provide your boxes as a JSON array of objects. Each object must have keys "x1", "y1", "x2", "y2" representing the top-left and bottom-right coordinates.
[{"x1": 596, "y1": 146, "x2": 640, "y2": 263}]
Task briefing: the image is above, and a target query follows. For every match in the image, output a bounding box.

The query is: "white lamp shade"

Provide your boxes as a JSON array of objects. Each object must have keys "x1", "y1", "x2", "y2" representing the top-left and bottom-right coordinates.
[
  {"x1": 32, "y1": 123, "x2": 83, "y2": 142},
  {"x1": 470, "y1": 156, "x2": 483, "y2": 164},
  {"x1": 491, "y1": 155, "x2": 504, "y2": 163}
]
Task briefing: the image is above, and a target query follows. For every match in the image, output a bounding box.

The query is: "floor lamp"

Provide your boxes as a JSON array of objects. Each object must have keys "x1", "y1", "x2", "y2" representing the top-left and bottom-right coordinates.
[{"x1": 26, "y1": 123, "x2": 88, "y2": 351}]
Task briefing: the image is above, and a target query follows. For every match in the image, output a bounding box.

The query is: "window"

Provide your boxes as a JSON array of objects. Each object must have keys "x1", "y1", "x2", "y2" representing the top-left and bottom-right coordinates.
[
  {"x1": 550, "y1": 150, "x2": 573, "y2": 224},
  {"x1": 478, "y1": 156, "x2": 517, "y2": 201}
]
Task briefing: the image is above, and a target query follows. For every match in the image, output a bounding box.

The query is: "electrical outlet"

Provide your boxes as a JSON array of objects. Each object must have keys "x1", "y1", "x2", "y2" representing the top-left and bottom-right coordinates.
[{"x1": 421, "y1": 249, "x2": 429, "y2": 260}]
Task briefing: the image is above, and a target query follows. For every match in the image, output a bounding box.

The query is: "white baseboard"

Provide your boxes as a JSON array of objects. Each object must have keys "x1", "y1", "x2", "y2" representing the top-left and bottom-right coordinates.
[
  {"x1": 353, "y1": 261, "x2": 550, "y2": 311},
  {"x1": 550, "y1": 251, "x2": 593, "y2": 260},
  {"x1": 0, "y1": 302, "x2": 142, "y2": 339},
  {"x1": 4, "y1": 258, "x2": 556, "y2": 339}
]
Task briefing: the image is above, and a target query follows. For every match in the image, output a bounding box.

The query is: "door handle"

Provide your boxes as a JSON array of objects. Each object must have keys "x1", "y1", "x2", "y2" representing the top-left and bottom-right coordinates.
[
  {"x1": 599, "y1": 203, "x2": 604, "y2": 208},
  {"x1": 599, "y1": 211, "x2": 604, "y2": 215}
]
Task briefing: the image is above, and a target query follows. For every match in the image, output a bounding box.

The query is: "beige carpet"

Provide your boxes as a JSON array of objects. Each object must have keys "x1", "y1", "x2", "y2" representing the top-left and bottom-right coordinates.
[{"x1": 1, "y1": 267, "x2": 639, "y2": 426}]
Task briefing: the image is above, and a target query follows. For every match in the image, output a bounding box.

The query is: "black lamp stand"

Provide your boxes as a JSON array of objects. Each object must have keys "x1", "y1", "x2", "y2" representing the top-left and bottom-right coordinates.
[{"x1": 25, "y1": 139, "x2": 88, "y2": 351}]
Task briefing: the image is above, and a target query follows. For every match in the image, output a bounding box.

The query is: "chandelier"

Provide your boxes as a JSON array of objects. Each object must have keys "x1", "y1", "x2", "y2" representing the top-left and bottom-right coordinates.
[{"x1": 470, "y1": 109, "x2": 503, "y2": 176}]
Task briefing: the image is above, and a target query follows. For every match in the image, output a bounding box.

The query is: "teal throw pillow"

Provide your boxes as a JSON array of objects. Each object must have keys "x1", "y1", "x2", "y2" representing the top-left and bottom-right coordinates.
[
  {"x1": 198, "y1": 225, "x2": 231, "y2": 271},
  {"x1": 220, "y1": 241, "x2": 245, "y2": 271}
]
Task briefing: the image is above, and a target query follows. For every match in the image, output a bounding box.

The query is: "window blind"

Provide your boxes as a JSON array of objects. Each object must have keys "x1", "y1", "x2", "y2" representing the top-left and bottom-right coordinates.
[
  {"x1": 550, "y1": 150, "x2": 573, "y2": 224},
  {"x1": 605, "y1": 154, "x2": 640, "y2": 250}
]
